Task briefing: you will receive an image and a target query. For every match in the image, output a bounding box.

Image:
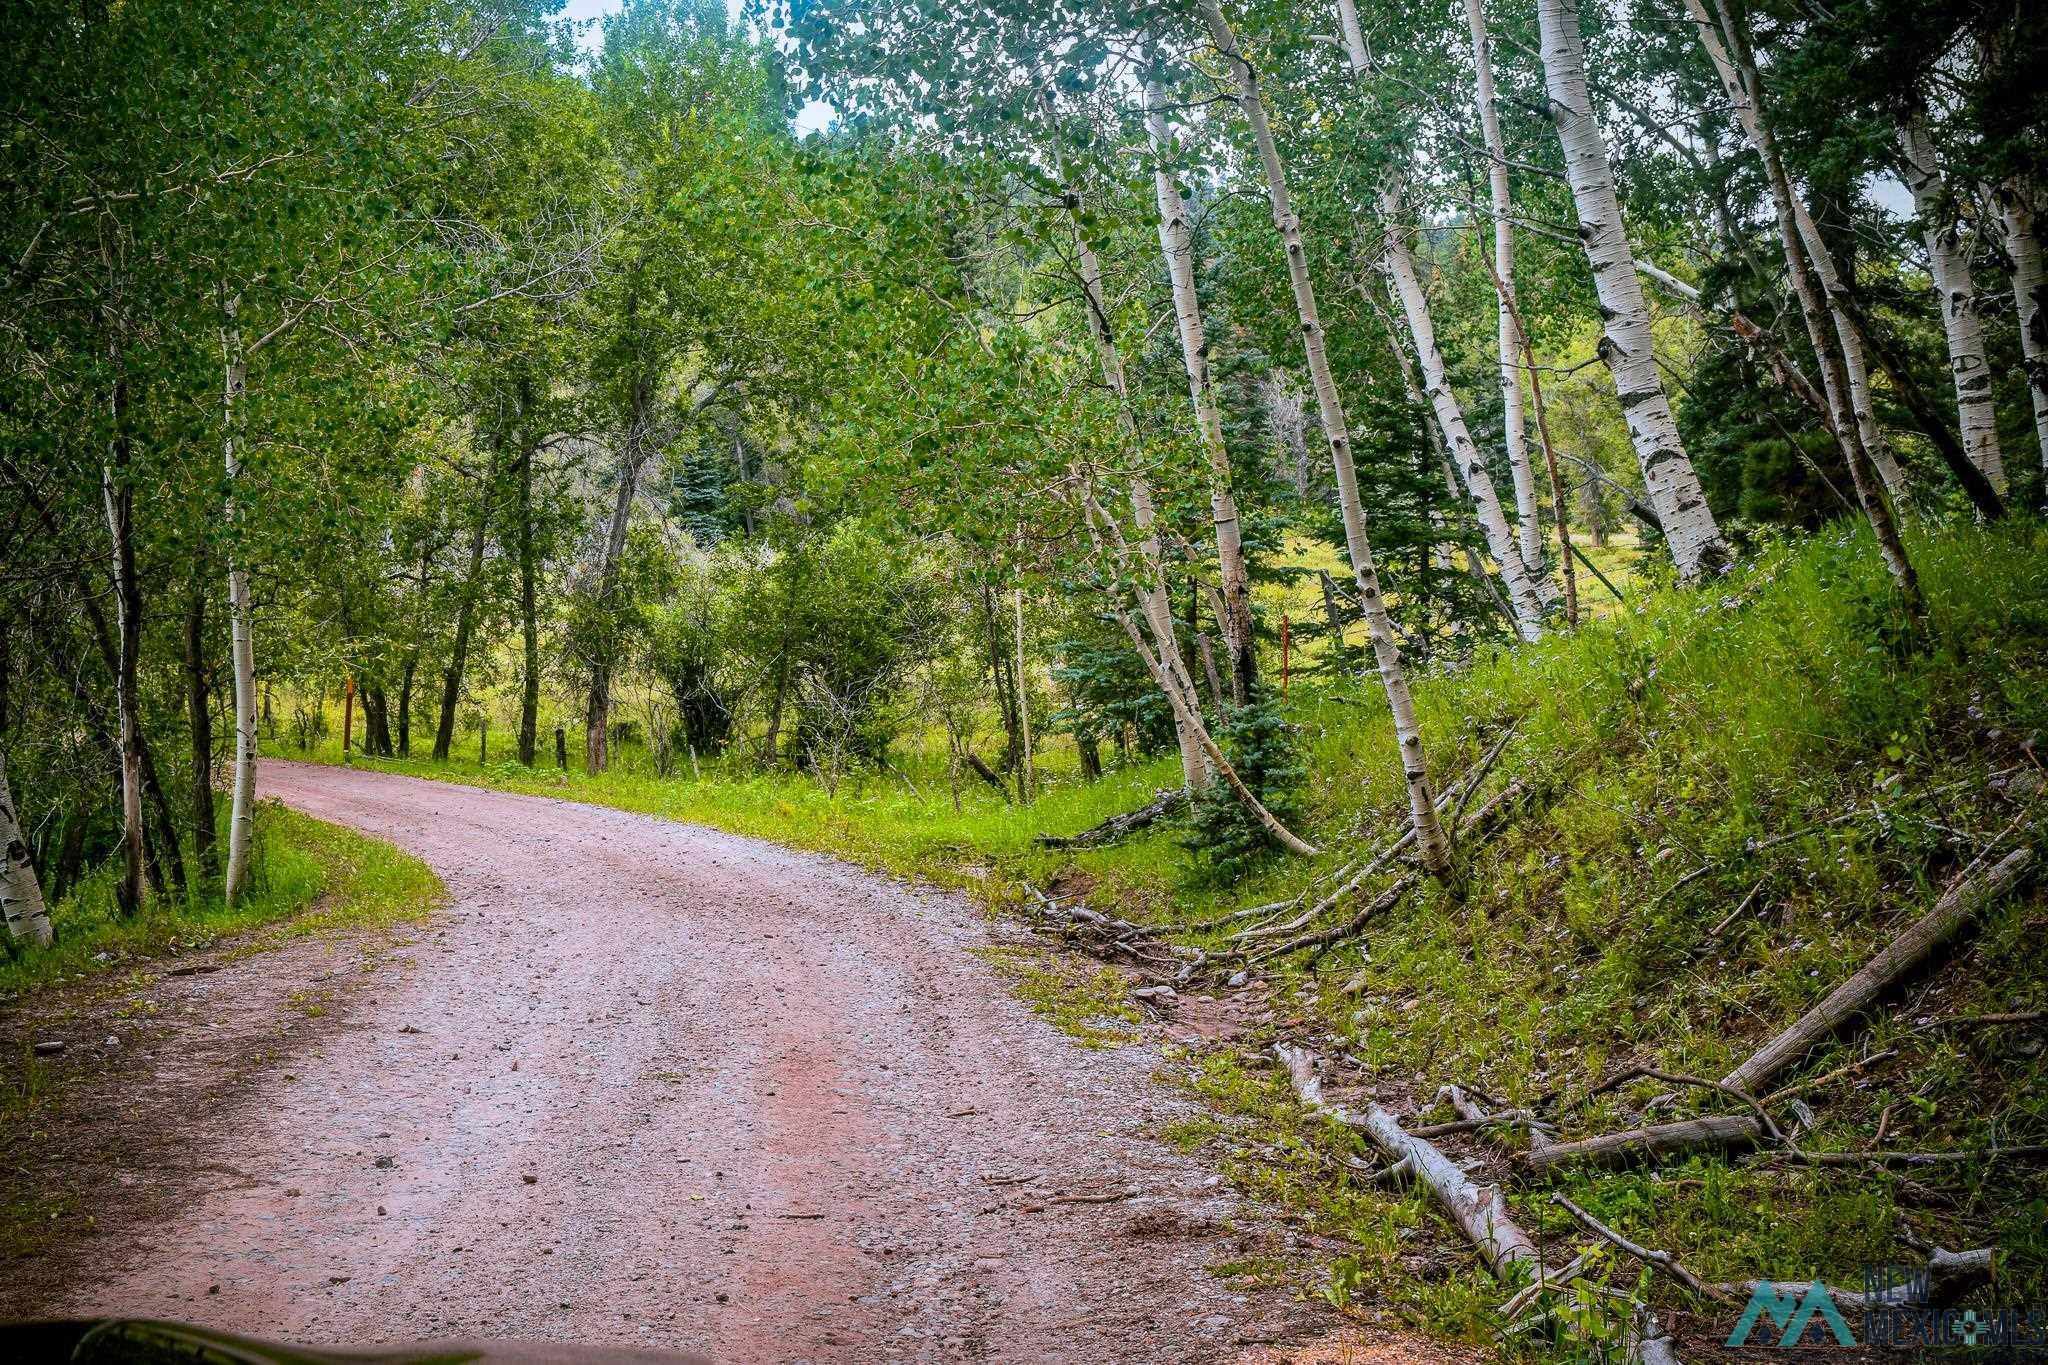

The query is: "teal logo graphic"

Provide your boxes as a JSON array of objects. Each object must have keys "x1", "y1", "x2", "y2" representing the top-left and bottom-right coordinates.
[{"x1": 1728, "y1": 1280, "x2": 1858, "y2": 1348}]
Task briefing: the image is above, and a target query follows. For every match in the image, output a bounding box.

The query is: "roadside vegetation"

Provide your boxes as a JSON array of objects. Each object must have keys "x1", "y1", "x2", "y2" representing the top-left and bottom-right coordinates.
[
  {"x1": 0, "y1": 807, "x2": 442, "y2": 1000},
  {"x1": 272, "y1": 520, "x2": 2048, "y2": 1352}
]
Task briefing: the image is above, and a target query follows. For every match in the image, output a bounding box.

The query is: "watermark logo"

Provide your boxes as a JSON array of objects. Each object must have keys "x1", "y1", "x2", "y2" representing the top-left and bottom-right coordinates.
[
  {"x1": 1726, "y1": 1265, "x2": 2048, "y2": 1354},
  {"x1": 1728, "y1": 1280, "x2": 1857, "y2": 1348}
]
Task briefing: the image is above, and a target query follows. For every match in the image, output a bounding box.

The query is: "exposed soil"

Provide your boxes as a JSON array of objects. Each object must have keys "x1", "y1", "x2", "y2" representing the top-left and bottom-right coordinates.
[{"x1": 1, "y1": 760, "x2": 1472, "y2": 1363}]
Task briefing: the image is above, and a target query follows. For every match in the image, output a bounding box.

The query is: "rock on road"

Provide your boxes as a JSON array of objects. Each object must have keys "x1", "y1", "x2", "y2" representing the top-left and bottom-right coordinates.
[{"x1": 25, "y1": 760, "x2": 1338, "y2": 1362}]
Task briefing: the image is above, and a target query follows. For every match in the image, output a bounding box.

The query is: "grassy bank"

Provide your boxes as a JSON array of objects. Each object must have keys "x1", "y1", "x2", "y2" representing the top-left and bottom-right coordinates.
[
  {"x1": 0, "y1": 804, "x2": 443, "y2": 1000},
  {"x1": 271, "y1": 521, "x2": 2048, "y2": 1355}
]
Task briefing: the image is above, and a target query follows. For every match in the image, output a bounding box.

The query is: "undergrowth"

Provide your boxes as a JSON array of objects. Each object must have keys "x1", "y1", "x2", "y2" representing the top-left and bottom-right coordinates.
[{"x1": 0, "y1": 802, "x2": 442, "y2": 1000}]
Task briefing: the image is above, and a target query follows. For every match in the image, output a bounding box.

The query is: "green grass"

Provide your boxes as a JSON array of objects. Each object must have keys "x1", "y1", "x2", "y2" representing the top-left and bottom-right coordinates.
[
  {"x1": 0, "y1": 802, "x2": 442, "y2": 999},
  {"x1": 270, "y1": 520, "x2": 2048, "y2": 1354}
]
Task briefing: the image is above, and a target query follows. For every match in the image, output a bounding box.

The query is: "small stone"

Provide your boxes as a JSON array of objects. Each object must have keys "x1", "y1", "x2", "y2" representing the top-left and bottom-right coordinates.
[
  {"x1": 1133, "y1": 986, "x2": 1177, "y2": 1002},
  {"x1": 1226, "y1": 971, "x2": 1249, "y2": 989},
  {"x1": 33, "y1": 1040, "x2": 64, "y2": 1056},
  {"x1": 103, "y1": 1035, "x2": 120, "y2": 1049},
  {"x1": 285, "y1": 1188, "x2": 302, "y2": 1197},
  {"x1": 207, "y1": 1285, "x2": 219, "y2": 1295},
  {"x1": 374, "y1": 1156, "x2": 395, "y2": 1169},
  {"x1": 377, "y1": 1206, "x2": 387, "y2": 1217},
  {"x1": 522, "y1": 1173, "x2": 538, "y2": 1184},
  {"x1": 714, "y1": 1292, "x2": 730, "y2": 1304},
  {"x1": 329, "y1": 1276, "x2": 351, "y2": 1285}
]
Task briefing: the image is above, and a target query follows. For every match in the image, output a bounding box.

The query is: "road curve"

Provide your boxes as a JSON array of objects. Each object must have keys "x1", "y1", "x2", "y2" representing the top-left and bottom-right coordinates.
[{"x1": 36, "y1": 760, "x2": 1321, "y2": 1362}]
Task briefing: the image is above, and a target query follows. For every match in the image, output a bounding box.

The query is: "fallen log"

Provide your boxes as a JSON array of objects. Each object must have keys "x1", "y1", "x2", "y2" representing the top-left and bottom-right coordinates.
[
  {"x1": 1527, "y1": 1115, "x2": 1762, "y2": 1171},
  {"x1": 1721, "y1": 847, "x2": 2033, "y2": 1095},
  {"x1": 1275, "y1": 1044, "x2": 1538, "y2": 1272},
  {"x1": 1717, "y1": 1246, "x2": 1993, "y2": 1310},
  {"x1": 1036, "y1": 787, "x2": 1188, "y2": 849},
  {"x1": 964, "y1": 751, "x2": 1012, "y2": 801}
]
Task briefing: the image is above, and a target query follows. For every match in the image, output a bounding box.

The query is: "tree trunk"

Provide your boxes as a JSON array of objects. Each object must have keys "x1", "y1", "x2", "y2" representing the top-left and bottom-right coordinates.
[
  {"x1": 222, "y1": 302, "x2": 259, "y2": 906},
  {"x1": 1535, "y1": 0, "x2": 1729, "y2": 582},
  {"x1": 1379, "y1": 179, "x2": 1547, "y2": 639},
  {"x1": 516, "y1": 380, "x2": 540, "y2": 767},
  {"x1": 1459, "y1": 0, "x2": 1544, "y2": 574},
  {"x1": 0, "y1": 750, "x2": 53, "y2": 946},
  {"x1": 102, "y1": 371, "x2": 144, "y2": 916},
  {"x1": 1994, "y1": 181, "x2": 2048, "y2": 483},
  {"x1": 1037, "y1": 108, "x2": 1209, "y2": 788},
  {"x1": 363, "y1": 687, "x2": 393, "y2": 757},
  {"x1": 1686, "y1": 0, "x2": 1911, "y2": 502},
  {"x1": 1898, "y1": 110, "x2": 2005, "y2": 495},
  {"x1": 586, "y1": 440, "x2": 648, "y2": 775},
  {"x1": 1145, "y1": 80, "x2": 1259, "y2": 699},
  {"x1": 182, "y1": 571, "x2": 219, "y2": 884},
  {"x1": 435, "y1": 444, "x2": 496, "y2": 763},
  {"x1": 1199, "y1": 0, "x2": 1452, "y2": 883},
  {"x1": 396, "y1": 652, "x2": 416, "y2": 757},
  {"x1": 1012, "y1": 581, "x2": 1033, "y2": 803}
]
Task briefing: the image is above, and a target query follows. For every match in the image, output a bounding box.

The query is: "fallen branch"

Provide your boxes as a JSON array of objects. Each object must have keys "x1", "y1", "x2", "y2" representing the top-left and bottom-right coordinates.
[
  {"x1": 1275, "y1": 1044, "x2": 1537, "y2": 1271},
  {"x1": 964, "y1": 752, "x2": 1012, "y2": 801},
  {"x1": 1528, "y1": 1115, "x2": 1763, "y2": 1171},
  {"x1": 1758, "y1": 1144, "x2": 2048, "y2": 1168},
  {"x1": 1722, "y1": 847, "x2": 2033, "y2": 1095},
  {"x1": 1037, "y1": 787, "x2": 1188, "y2": 849},
  {"x1": 1551, "y1": 1193, "x2": 1730, "y2": 1302}
]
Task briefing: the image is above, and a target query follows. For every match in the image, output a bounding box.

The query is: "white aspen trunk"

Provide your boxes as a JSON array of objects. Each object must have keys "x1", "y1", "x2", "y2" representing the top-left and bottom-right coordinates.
[
  {"x1": 1535, "y1": 0, "x2": 1728, "y2": 581},
  {"x1": 1144, "y1": 78, "x2": 1258, "y2": 700},
  {"x1": 0, "y1": 751, "x2": 53, "y2": 946},
  {"x1": 1380, "y1": 183, "x2": 1548, "y2": 640},
  {"x1": 1733, "y1": 69, "x2": 1923, "y2": 605},
  {"x1": 1077, "y1": 484, "x2": 1315, "y2": 855},
  {"x1": 103, "y1": 459, "x2": 144, "y2": 916},
  {"x1": 1995, "y1": 181, "x2": 2048, "y2": 482},
  {"x1": 1459, "y1": 0, "x2": 1544, "y2": 573},
  {"x1": 1684, "y1": 0, "x2": 1910, "y2": 500},
  {"x1": 222, "y1": 303, "x2": 258, "y2": 906},
  {"x1": 1040, "y1": 113, "x2": 1210, "y2": 788},
  {"x1": 1199, "y1": 0, "x2": 1452, "y2": 882},
  {"x1": 1133, "y1": 480, "x2": 1214, "y2": 788},
  {"x1": 1899, "y1": 112, "x2": 2005, "y2": 495},
  {"x1": 1013, "y1": 579, "x2": 1034, "y2": 803}
]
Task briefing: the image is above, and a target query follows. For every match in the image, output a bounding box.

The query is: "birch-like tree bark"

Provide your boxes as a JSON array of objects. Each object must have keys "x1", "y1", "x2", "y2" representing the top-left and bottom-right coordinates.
[
  {"x1": 1899, "y1": 111, "x2": 2005, "y2": 495},
  {"x1": 1380, "y1": 182, "x2": 1548, "y2": 639},
  {"x1": 221, "y1": 299, "x2": 259, "y2": 905},
  {"x1": 1684, "y1": 0, "x2": 1910, "y2": 501},
  {"x1": 0, "y1": 750, "x2": 53, "y2": 947},
  {"x1": 1736, "y1": 86, "x2": 1923, "y2": 606},
  {"x1": 1078, "y1": 484, "x2": 1315, "y2": 856},
  {"x1": 102, "y1": 320, "x2": 145, "y2": 915},
  {"x1": 1041, "y1": 103, "x2": 1210, "y2": 787},
  {"x1": 1994, "y1": 181, "x2": 2048, "y2": 481},
  {"x1": 1458, "y1": 0, "x2": 1543, "y2": 573},
  {"x1": 1198, "y1": 0, "x2": 1452, "y2": 883},
  {"x1": 1534, "y1": 0, "x2": 1728, "y2": 582},
  {"x1": 1143, "y1": 78, "x2": 1258, "y2": 700}
]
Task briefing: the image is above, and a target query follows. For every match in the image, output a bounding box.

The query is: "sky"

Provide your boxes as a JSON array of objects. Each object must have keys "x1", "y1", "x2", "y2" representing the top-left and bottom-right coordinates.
[{"x1": 555, "y1": 0, "x2": 836, "y2": 134}]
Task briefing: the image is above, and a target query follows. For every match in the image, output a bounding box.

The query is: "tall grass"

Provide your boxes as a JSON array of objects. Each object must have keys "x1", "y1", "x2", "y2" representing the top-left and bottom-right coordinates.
[{"x1": 0, "y1": 803, "x2": 442, "y2": 998}]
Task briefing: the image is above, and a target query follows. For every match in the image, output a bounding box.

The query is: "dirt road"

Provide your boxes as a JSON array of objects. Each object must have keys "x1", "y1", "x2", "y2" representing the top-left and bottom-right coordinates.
[{"x1": 12, "y1": 760, "x2": 1350, "y2": 1362}]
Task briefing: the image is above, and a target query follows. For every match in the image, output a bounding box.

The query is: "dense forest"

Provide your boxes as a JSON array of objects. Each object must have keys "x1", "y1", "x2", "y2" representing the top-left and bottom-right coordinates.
[{"x1": 5, "y1": 0, "x2": 2047, "y2": 1359}]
